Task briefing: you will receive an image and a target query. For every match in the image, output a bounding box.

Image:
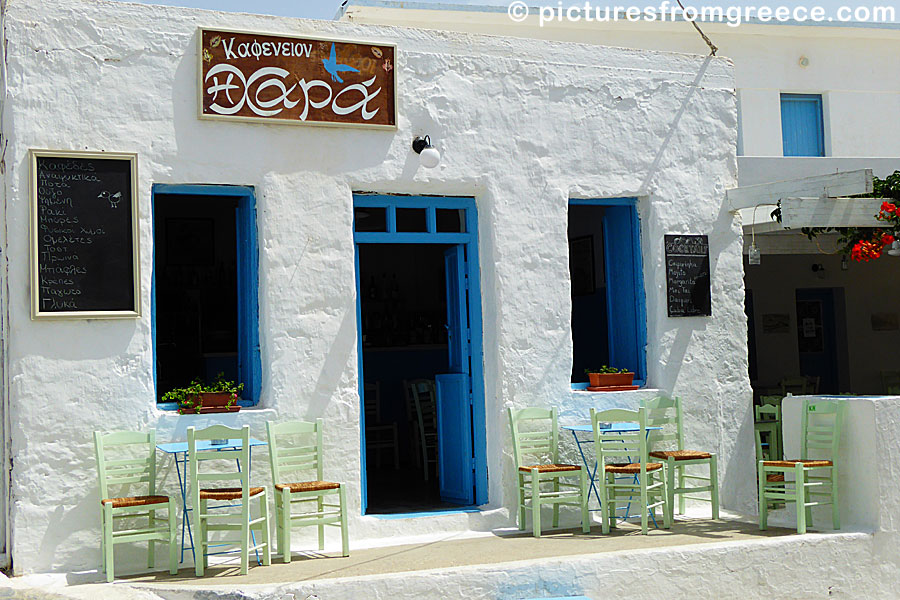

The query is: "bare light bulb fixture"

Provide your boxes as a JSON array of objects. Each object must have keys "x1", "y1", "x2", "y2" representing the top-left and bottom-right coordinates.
[{"x1": 412, "y1": 135, "x2": 441, "y2": 169}]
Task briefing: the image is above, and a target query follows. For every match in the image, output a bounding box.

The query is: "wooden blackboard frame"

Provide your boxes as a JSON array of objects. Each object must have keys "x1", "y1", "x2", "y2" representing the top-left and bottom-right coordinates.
[{"x1": 29, "y1": 149, "x2": 141, "y2": 320}]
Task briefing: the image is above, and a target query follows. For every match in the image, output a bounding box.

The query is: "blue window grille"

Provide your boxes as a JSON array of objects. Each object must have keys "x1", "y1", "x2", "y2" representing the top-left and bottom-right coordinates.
[
  {"x1": 152, "y1": 184, "x2": 261, "y2": 409},
  {"x1": 569, "y1": 198, "x2": 647, "y2": 389},
  {"x1": 780, "y1": 93, "x2": 825, "y2": 157}
]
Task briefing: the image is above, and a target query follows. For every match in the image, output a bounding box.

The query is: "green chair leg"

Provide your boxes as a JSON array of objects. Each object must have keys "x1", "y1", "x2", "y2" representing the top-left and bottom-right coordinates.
[
  {"x1": 661, "y1": 471, "x2": 672, "y2": 529},
  {"x1": 666, "y1": 459, "x2": 676, "y2": 523},
  {"x1": 795, "y1": 464, "x2": 806, "y2": 534},
  {"x1": 710, "y1": 454, "x2": 719, "y2": 520},
  {"x1": 552, "y1": 479, "x2": 560, "y2": 529},
  {"x1": 832, "y1": 467, "x2": 840, "y2": 530},
  {"x1": 640, "y1": 475, "x2": 649, "y2": 535},
  {"x1": 148, "y1": 513, "x2": 155, "y2": 570},
  {"x1": 339, "y1": 485, "x2": 350, "y2": 557},
  {"x1": 758, "y1": 461, "x2": 768, "y2": 531},
  {"x1": 580, "y1": 468, "x2": 590, "y2": 534},
  {"x1": 531, "y1": 468, "x2": 541, "y2": 538},
  {"x1": 317, "y1": 496, "x2": 326, "y2": 551},
  {"x1": 517, "y1": 474, "x2": 526, "y2": 530},
  {"x1": 259, "y1": 492, "x2": 272, "y2": 566},
  {"x1": 103, "y1": 503, "x2": 115, "y2": 583},
  {"x1": 168, "y1": 501, "x2": 178, "y2": 575},
  {"x1": 677, "y1": 464, "x2": 685, "y2": 516},
  {"x1": 282, "y1": 488, "x2": 292, "y2": 563}
]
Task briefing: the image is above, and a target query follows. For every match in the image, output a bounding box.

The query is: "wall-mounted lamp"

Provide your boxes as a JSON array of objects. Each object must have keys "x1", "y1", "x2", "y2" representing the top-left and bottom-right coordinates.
[
  {"x1": 798, "y1": 55, "x2": 810, "y2": 67},
  {"x1": 888, "y1": 240, "x2": 900, "y2": 257},
  {"x1": 812, "y1": 263, "x2": 826, "y2": 279},
  {"x1": 841, "y1": 254, "x2": 849, "y2": 270},
  {"x1": 748, "y1": 243, "x2": 761, "y2": 265},
  {"x1": 412, "y1": 135, "x2": 441, "y2": 169}
]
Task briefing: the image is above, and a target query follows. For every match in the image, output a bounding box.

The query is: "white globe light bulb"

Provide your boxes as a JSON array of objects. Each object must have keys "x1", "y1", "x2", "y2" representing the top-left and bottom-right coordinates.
[{"x1": 419, "y1": 146, "x2": 441, "y2": 169}]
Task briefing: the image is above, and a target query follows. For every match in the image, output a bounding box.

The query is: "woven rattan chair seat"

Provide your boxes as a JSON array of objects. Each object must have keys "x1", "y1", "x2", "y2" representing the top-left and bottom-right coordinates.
[
  {"x1": 275, "y1": 481, "x2": 341, "y2": 493},
  {"x1": 763, "y1": 459, "x2": 832, "y2": 468},
  {"x1": 649, "y1": 449, "x2": 712, "y2": 461},
  {"x1": 518, "y1": 463, "x2": 581, "y2": 473},
  {"x1": 766, "y1": 473, "x2": 785, "y2": 482},
  {"x1": 605, "y1": 462, "x2": 663, "y2": 474},
  {"x1": 199, "y1": 487, "x2": 264, "y2": 501},
  {"x1": 101, "y1": 495, "x2": 169, "y2": 508}
]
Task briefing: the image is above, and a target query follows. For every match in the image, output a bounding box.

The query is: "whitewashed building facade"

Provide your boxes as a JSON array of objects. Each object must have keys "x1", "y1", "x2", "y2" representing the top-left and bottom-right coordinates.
[{"x1": 0, "y1": 0, "x2": 752, "y2": 576}]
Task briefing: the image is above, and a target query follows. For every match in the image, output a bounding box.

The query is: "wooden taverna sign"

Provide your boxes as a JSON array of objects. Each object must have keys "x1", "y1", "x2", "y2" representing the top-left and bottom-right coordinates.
[{"x1": 199, "y1": 28, "x2": 397, "y2": 129}]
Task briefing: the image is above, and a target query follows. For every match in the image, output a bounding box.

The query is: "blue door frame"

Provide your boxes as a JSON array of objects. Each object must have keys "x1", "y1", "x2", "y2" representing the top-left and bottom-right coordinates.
[
  {"x1": 353, "y1": 195, "x2": 487, "y2": 514},
  {"x1": 151, "y1": 184, "x2": 261, "y2": 408}
]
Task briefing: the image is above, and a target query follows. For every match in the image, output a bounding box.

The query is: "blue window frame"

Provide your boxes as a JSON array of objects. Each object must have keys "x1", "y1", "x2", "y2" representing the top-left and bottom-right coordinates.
[
  {"x1": 152, "y1": 184, "x2": 261, "y2": 409},
  {"x1": 569, "y1": 198, "x2": 647, "y2": 389},
  {"x1": 780, "y1": 93, "x2": 825, "y2": 157}
]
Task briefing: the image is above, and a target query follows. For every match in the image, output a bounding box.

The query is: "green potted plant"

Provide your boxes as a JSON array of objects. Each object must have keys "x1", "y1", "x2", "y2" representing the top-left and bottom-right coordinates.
[
  {"x1": 162, "y1": 373, "x2": 244, "y2": 415},
  {"x1": 584, "y1": 366, "x2": 635, "y2": 389}
]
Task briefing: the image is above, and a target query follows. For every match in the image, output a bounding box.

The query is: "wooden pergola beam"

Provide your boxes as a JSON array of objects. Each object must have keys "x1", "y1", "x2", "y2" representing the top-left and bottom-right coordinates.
[
  {"x1": 726, "y1": 169, "x2": 873, "y2": 211},
  {"x1": 781, "y1": 197, "x2": 884, "y2": 229}
]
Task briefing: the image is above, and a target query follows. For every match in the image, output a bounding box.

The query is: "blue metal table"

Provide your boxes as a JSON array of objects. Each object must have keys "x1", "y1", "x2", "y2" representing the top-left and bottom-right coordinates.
[
  {"x1": 562, "y1": 423, "x2": 661, "y2": 526},
  {"x1": 156, "y1": 437, "x2": 267, "y2": 563}
]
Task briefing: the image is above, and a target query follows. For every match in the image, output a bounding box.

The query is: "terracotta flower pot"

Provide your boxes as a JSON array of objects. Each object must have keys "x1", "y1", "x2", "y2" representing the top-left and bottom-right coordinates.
[
  {"x1": 179, "y1": 392, "x2": 241, "y2": 414},
  {"x1": 587, "y1": 372, "x2": 635, "y2": 388}
]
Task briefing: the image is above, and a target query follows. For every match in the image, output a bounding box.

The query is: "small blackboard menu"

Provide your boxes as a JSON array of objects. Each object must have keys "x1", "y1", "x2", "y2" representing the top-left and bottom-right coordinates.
[
  {"x1": 30, "y1": 150, "x2": 140, "y2": 319},
  {"x1": 665, "y1": 234, "x2": 711, "y2": 317}
]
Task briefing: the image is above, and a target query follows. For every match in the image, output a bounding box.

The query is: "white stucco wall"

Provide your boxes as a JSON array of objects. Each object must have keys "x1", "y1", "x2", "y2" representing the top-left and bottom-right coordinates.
[
  {"x1": 1, "y1": 0, "x2": 745, "y2": 575},
  {"x1": 340, "y1": 4, "x2": 900, "y2": 178}
]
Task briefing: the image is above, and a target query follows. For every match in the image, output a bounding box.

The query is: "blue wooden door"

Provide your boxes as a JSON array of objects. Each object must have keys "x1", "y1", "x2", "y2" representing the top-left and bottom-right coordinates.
[
  {"x1": 436, "y1": 245, "x2": 474, "y2": 505},
  {"x1": 602, "y1": 205, "x2": 646, "y2": 382}
]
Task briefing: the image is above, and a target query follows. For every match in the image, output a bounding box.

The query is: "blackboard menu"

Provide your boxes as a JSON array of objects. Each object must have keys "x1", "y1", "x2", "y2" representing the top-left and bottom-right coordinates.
[
  {"x1": 665, "y1": 234, "x2": 711, "y2": 317},
  {"x1": 30, "y1": 150, "x2": 140, "y2": 319}
]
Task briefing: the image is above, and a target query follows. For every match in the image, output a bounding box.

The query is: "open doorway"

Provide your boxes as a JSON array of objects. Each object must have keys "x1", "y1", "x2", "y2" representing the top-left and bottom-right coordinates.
[
  {"x1": 354, "y1": 195, "x2": 485, "y2": 515},
  {"x1": 358, "y1": 243, "x2": 461, "y2": 514}
]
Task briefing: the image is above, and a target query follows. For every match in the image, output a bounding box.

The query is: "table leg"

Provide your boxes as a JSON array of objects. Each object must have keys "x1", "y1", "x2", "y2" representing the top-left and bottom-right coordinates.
[
  {"x1": 570, "y1": 430, "x2": 602, "y2": 510},
  {"x1": 172, "y1": 452, "x2": 194, "y2": 564}
]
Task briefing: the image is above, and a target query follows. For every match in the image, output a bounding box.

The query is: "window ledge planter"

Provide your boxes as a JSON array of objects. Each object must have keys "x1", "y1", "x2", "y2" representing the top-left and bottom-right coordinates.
[{"x1": 586, "y1": 371, "x2": 638, "y2": 391}]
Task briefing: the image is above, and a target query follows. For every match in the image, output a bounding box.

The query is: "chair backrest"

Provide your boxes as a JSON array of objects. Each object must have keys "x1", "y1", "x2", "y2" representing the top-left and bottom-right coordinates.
[
  {"x1": 640, "y1": 396, "x2": 684, "y2": 452},
  {"x1": 266, "y1": 419, "x2": 324, "y2": 484},
  {"x1": 591, "y1": 407, "x2": 650, "y2": 471},
  {"x1": 755, "y1": 404, "x2": 781, "y2": 422},
  {"x1": 409, "y1": 380, "x2": 437, "y2": 432},
  {"x1": 508, "y1": 407, "x2": 559, "y2": 468},
  {"x1": 94, "y1": 430, "x2": 157, "y2": 502},
  {"x1": 801, "y1": 398, "x2": 845, "y2": 461},
  {"x1": 781, "y1": 376, "x2": 812, "y2": 396},
  {"x1": 188, "y1": 424, "x2": 251, "y2": 501},
  {"x1": 760, "y1": 395, "x2": 783, "y2": 406},
  {"x1": 363, "y1": 382, "x2": 381, "y2": 425}
]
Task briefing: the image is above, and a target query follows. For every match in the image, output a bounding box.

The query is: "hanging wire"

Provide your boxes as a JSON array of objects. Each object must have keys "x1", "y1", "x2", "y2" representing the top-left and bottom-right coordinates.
[{"x1": 675, "y1": 0, "x2": 718, "y2": 55}]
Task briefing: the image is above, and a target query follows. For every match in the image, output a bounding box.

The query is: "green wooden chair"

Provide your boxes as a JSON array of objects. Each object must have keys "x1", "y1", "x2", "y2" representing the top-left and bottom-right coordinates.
[
  {"x1": 758, "y1": 398, "x2": 845, "y2": 534},
  {"x1": 755, "y1": 428, "x2": 785, "y2": 510},
  {"x1": 93, "y1": 430, "x2": 177, "y2": 582},
  {"x1": 591, "y1": 407, "x2": 670, "y2": 534},
  {"x1": 188, "y1": 424, "x2": 271, "y2": 575},
  {"x1": 508, "y1": 407, "x2": 590, "y2": 538},
  {"x1": 755, "y1": 403, "x2": 782, "y2": 461},
  {"x1": 640, "y1": 396, "x2": 719, "y2": 522},
  {"x1": 266, "y1": 419, "x2": 349, "y2": 562}
]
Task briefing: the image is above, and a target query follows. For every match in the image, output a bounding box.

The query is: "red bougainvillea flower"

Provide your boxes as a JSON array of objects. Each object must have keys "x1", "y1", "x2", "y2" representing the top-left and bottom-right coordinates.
[
  {"x1": 883, "y1": 234, "x2": 895, "y2": 246},
  {"x1": 852, "y1": 239, "x2": 885, "y2": 262},
  {"x1": 882, "y1": 202, "x2": 897, "y2": 214}
]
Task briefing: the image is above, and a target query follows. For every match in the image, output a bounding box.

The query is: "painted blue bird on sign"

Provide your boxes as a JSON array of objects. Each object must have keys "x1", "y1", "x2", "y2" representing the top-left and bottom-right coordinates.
[{"x1": 322, "y1": 42, "x2": 359, "y2": 84}]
